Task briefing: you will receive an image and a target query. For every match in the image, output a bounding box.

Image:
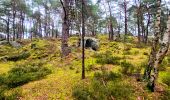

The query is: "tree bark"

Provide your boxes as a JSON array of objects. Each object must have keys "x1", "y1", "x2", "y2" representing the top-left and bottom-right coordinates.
[
  {"x1": 21, "y1": 13, "x2": 25, "y2": 39},
  {"x1": 107, "y1": 1, "x2": 114, "y2": 40},
  {"x1": 60, "y1": 0, "x2": 70, "y2": 57},
  {"x1": 145, "y1": 12, "x2": 151, "y2": 44},
  {"x1": 82, "y1": 0, "x2": 85, "y2": 79},
  {"x1": 143, "y1": 0, "x2": 162, "y2": 91},
  {"x1": 137, "y1": 14, "x2": 141, "y2": 43},
  {"x1": 124, "y1": 0, "x2": 127, "y2": 41},
  {"x1": 7, "y1": 16, "x2": 10, "y2": 42},
  {"x1": 12, "y1": 2, "x2": 16, "y2": 41},
  {"x1": 151, "y1": 14, "x2": 170, "y2": 91},
  {"x1": 136, "y1": 1, "x2": 141, "y2": 44}
]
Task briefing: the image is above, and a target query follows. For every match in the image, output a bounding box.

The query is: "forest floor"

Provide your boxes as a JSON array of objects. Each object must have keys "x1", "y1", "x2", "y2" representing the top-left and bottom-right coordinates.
[{"x1": 0, "y1": 35, "x2": 170, "y2": 100}]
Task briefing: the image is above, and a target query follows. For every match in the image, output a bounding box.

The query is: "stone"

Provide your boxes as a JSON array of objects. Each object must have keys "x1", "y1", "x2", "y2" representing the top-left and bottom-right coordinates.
[
  {"x1": 9, "y1": 41, "x2": 22, "y2": 48},
  {"x1": 78, "y1": 37, "x2": 99, "y2": 51},
  {"x1": 0, "y1": 40, "x2": 9, "y2": 45}
]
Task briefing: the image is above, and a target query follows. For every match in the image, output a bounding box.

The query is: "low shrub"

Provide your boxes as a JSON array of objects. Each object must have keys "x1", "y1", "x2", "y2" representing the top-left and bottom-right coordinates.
[
  {"x1": 94, "y1": 71, "x2": 121, "y2": 82},
  {"x1": 0, "y1": 85, "x2": 22, "y2": 100},
  {"x1": 96, "y1": 56, "x2": 121, "y2": 65},
  {"x1": 0, "y1": 86, "x2": 6, "y2": 99},
  {"x1": 73, "y1": 71, "x2": 134, "y2": 100},
  {"x1": 95, "y1": 51, "x2": 121, "y2": 65},
  {"x1": 6, "y1": 51, "x2": 30, "y2": 61},
  {"x1": 167, "y1": 56, "x2": 170, "y2": 64},
  {"x1": 135, "y1": 43, "x2": 146, "y2": 48},
  {"x1": 159, "y1": 59, "x2": 168, "y2": 71},
  {"x1": 72, "y1": 83, "x2": 92, "y2": 100},
  {"x1": 0, "y1": 63, "x2": 51, "y2": 88},
  {"x1": 123, "y1": 50, "x2": 132, "y2": 55},
  {"x1": 140, "y1": 61, "x2": 147, "y2": 68},
  {"x1": 162, "y1": 73, "x2": 170, "y2": 86},
  {"x1": 86, "y1": 64, "x2": 93, "y2": 71},
  {"x1": 160, "y1": 88, "x2": 170, "y2": 100},
  {"x1": 109, "y1": 42, "x2": 120, "y2": 50},
  {"x1": 107, "y1": 81, "x2": 134, "y2": 100},
  {"x1": 124, "y1": 46, "x2": 131, "y2": 51},
  {"x1": 126, "y1": 36, "x2": 135, "y2": 43},
  {"x1": 143, "y1": 52, "x2": 149, "y2": 55},
  {"x1": 133, "y1": 50, "x2": 139, "y2": 55},
  {"x1": 120, "y1": 61, "x2": 134, "y2": 74}
]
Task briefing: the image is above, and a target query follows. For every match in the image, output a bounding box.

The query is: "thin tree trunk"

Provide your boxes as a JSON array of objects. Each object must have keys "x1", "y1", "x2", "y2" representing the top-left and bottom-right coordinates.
[
  {"x1": 117, "y1": 12, "x2": 122, "y2": 40},
  {"x1": 124, "y1": 0, "x2": 127, "y2": 41},
  {"x1": 135, "y1": 0, "x2": 141, "y2": 43},
  {"x1": 52, "y1": 21, "x2": 54, "y2": 37},
  {"x1": 21, "y1": 13, "x2": 25, "y2": 39},
  {"x1": 39, "y1": 19, "x2": 42, "y2": 37},
  {"x1": 44, "y1": 3, "x2": 48, "y2": 37},
  {"x1": 7, "y1": 16, "x2": 10, "y2": 42},
  {"x1": 141, "y1": 14, "x2": 145, "y2": 42},
  {"x1": 137, "y1": 16, "x2": 141, "y2": 43},
  {"x1": 107, "y1": 1, "x2": 114, "y2": 40},
  {"x1": 82, "y1": 0, "x2": 85, "y2": 79},
  {"x1": 145, "y1": 13, "x2": 150, "y2": 44},
  {"x1": 19, "y1": 11, "x2": 23, "y2": 40},
  {"x1": 12, "y1": 7, "x2": 16, "y2": 41}
]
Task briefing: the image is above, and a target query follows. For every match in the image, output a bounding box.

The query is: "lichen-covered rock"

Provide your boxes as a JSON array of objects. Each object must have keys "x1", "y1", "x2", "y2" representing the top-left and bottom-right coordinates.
[
  {"x1": 78, "y1": 37, "x2": 99, "y2": 51},
  {"x1": 9, "y1": 41, "x2": 22, "y2": 48},
  {"x1": 0, "y1": 40, "x2": 8, "y2": 45}
]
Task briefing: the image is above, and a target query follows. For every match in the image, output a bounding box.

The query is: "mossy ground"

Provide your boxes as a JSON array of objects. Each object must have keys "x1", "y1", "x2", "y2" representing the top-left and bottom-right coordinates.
[{"x1": 0, "y1": 35, "x2": 170, "y2": 99}]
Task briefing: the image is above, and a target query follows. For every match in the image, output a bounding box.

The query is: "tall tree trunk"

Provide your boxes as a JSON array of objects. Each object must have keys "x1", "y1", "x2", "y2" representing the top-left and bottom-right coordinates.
[
  {"x1": 124, "y1": 0, "x2": 127, "y2": 41},
  {"x1": 39, "y1": 19, "x2": 42, "y2": 37},
  {"x1": 143, "y1": 0, "x2": 161, "y2": 91},
  {"x1": 117, "y1": 12, "x2": 122, "y2": 40},
  {"x1": 135, "y1": 0, "x2": 141, "y2": 43},
  {"x1": 21, "y1": 13, "x2": 25, "y2": 39},
  {"x1": 107, "y1": 1, "x2": 114, "y2": 40},
  {"x1": 19, "y1": 11, "x2": 23, "y2": 40},
  {"x1": 44, "y1": 3, "x2": 48, "y2": 37},
  {"x1": 60, "y1": 0, "x2": 70, "y2": 57},
  {"x1": 141, "y1": 14, "x2": 145, "y2": 42},
  {"x1": 7, "y1": 16, "x2": 10, "y2": 42},
  {"x1": 137, "y1": 15, "x2": 141, "y2": 43},
  {"x1": 52, "y1": 21, "x2": 54, "y2": 37},
  {"x1": 145, "y1": 12, "x2": 150, "y2": 44},
  {"x1": 12, "y1": 6, "x2": 16, "y2": 41},
  {"x1": 82, "y1": 0, "x2": 85, "y2": 79}
]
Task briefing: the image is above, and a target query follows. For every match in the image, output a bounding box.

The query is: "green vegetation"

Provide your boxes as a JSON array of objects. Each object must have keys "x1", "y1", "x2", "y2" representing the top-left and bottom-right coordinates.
[
  {"x1": 0, "y1": 35, "x2": 169, "y2": 99},
  {"x1": 73, "y1": 71, "x2": 134, "y2": 100},
  {"x1": 0, "y1": 61, "x2": 51, "y2": 99},
  {"x1": 95, "y1": 51, "x2": 122, "y2": 65},
  {"x1": 120, "y1": 61, "x2": 134, "y2": 74},
  {"x1": 162, "y1": 72, "x2": 170, "y2": 86},
  {"x1": 0, "y1": 0, "x2": 169, "y2": 99}
]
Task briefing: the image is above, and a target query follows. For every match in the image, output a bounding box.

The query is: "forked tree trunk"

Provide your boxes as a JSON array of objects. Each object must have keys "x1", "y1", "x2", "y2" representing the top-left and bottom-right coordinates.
[
  {"x1": 143, "y1": 0, "x2": 161, "y2": 82},
  {"x1": 150, "y1": 14, "x2": 170, "y2": 91},
  {"x1": 143, "y1": 0, "x2": 170, "y2": 92}
]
